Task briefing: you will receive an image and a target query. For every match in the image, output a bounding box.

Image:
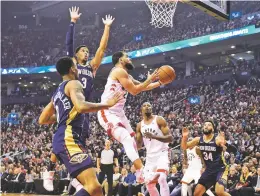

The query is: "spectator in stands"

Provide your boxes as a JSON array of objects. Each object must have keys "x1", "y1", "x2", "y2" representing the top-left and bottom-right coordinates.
[{"x1": 227, "y1": 166, "x2": 240, "y2": 193}]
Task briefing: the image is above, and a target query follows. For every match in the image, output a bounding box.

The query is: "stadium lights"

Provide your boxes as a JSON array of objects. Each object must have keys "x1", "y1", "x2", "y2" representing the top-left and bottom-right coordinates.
[
  {"x1": 44, "y1": 76, "x2": 47, "y2": 79},
  {"x1": 33, "y1": 15, "x2": 35, "y2": 18},
  {"x1": 141, "y1": 64, "x2": 145, "y2": 66},
  {"x1": 30, "y1": 82, "x2": 33, "y2": 84},
  {"x1": 247, "y1": 51, "x2": 252, "y2": 54},
  {"x1": 19, "y1": 77, "x2": 22, "y2": 79},
  {"x1": 231, "y1": 45, "x2": 236, "y2": 49},
  {"x1": 239, "y1": 57, "x2": 243, "y2": 60},
  {"x1": 231, "y1": 54, "x2": 235, "y2": 56},
  {"x1": 24, "y1": 84, "x2": 27, "y2": 87},
  {"x1": 197, "y1": 52, "x2": 201, "y2": 55},
  {"x1": 53, "y1": 83, "x2": 56, "y2": 85},
  {"x1": 14, "y1": 16, "x2": 16, "y2": 19},
  {"x1": 18, "y1": 82, "x2": 21, "y2": 84}
]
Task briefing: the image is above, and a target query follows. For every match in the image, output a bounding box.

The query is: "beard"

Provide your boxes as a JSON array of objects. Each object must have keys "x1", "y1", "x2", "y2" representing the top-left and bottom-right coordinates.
[
  {"x1": 145, "y1": 112, "x2": 152, "y2": 117},
  {"x1": 125, "y1": 63, "x2": 135, "y2": 70},
  {"x1": 203, "y1": 128, "x2": 213, "y2": 135}
]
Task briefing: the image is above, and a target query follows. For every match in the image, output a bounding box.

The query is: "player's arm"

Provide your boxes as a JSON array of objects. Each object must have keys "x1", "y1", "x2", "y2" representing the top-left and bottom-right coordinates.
[
  {"x1": 67, "y1": 80, "x2": 121, "y2": 113},
  {"x1": 144, "y1": 116, "x2": 173, "y2": 143},
  {"x1": 181, "y1": 127, "x2": 200, "y2": 150},
  {"x1": 130, "y1": 75, "x2": 161, "y2": 91},
  {"x1": 97, "y1": 151, "x2": 101, "y2": 172},
  {"x1": 38, "y1": 101, "x2": 56, "y2": 125},
  {"x1": 66, "y1": 7, "x2": 81, "y2": 57},
  {"x1": 136, "y1": 122, "x2": 143, "y2": 150},
  {"x1": 90, "y1": 15, "x2": 115, "y2": 73},
  {"x1": 183, "y1": 150, "x2": 188, "y2": 169},
  {"x1": 195, "y1": 146, "x2": 206, "y2": 169},
  {"x1": 216, "y1": 135, "x2": 227, "y2": 150},
  {"x1": 114, "y1": 68, "x2": 158, "y2": 96}
]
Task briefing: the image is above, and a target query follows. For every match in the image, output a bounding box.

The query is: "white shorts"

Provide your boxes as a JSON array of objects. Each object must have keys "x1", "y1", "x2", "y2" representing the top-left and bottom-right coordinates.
[
  {"x1": 181, "y1": 167, "x2": 201, "y2": 184},
  {"x1": 143, "y1": 150, "x2": 169, "y2": 179},
  {"x1": 97, "y1": 110, "x2": 135, "y2": 139}
]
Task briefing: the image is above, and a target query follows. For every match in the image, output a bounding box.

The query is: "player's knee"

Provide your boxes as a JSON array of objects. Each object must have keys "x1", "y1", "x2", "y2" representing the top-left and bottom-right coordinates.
[
  {"x1": 215, "y1": 188, "x2": 225, "y2": 196},
  {"x1": 84, "y1": 182, "x2": 102, "y2": 195},
  {"x1": 158, "y1": 173, "x2": 167, "y2": 186}
]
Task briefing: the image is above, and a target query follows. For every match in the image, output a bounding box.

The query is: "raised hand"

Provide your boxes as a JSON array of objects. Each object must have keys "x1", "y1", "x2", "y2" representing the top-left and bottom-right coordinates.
[
  {"x1": 147, "y1": 69, "x2": 159, "y2": 82},
  {"x1": 182, "y1": 127, "x2": 189, "y2": 138},
  {"x1": 102, "y1": 15, "x2": 115, "y2": 26},
  {"x1": 69, "y1": 6, "x2": 82, "y2": 23}
]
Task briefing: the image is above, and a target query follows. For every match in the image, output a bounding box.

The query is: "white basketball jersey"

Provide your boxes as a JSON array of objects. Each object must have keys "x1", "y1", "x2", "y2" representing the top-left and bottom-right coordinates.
[
  {"x1": 101, "y1": 70, "x2": 128, "y2": 114},
  {"x1": 186, "y1": 147, "x2": 202, "y2": 169},
  {"x1": 141, "y1": 116, "x2": 168, "y2": 155}
]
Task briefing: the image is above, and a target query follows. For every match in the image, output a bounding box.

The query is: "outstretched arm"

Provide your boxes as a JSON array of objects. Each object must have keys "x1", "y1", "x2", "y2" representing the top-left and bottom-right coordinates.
[
  {"x1": 66, "y1": 7, "x2": 82, "y2": 57},
  {"x1": 90, "y1": 15, "x2": 115, "y2": 73},
  {"x1": 66, "y1": 80, "x2": 122, "y2": 113},
  {"x1": 39, "y1": 101, "x2": 56, "y2": 125},
  {"x1": 130, "y1": 75, "x2": 161, "y2": 91},
  {"x1": 143, "y1": 116, "x2": 173, "y2": 143},
  {"x1": 181, "y1": 127, "x2": 200, "y2": 150}
]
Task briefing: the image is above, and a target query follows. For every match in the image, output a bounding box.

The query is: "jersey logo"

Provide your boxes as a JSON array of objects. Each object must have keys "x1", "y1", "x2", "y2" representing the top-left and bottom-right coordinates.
[{"x1": 70, "y1": 153, "x2": 88, "y2": 164}]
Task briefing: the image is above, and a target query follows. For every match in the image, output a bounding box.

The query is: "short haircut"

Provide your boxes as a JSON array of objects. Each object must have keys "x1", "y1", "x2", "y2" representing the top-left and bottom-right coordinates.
[
  {"x1": 56, "y1": 57, "x2": 74, "y2": 76},
  {"x1": 75, "y1": 45, "x2": 88, "y2": 54},
  {"x1": 112, "y1": 51, "x2": 124, "y2": 65}
]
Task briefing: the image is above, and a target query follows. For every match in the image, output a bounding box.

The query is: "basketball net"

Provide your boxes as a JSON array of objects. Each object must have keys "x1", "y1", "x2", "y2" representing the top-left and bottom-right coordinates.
[{"x1": 145, "y1": 0, "x2": 178, "y2": 28}]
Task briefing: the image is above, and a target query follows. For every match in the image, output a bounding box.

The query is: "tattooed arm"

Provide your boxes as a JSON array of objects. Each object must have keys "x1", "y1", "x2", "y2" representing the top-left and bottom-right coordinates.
[
  {"x1": 65, "y1": 80, "x2": 122, "y2": 113},
  {"x1": 38, "y1": 101, "x2": 56, "y2": 125}
]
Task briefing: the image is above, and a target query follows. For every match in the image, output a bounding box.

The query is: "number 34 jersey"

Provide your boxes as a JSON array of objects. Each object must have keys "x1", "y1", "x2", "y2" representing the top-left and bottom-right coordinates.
[{"x1": 198, "y1": 135, "x2": 226, "y2": 170}]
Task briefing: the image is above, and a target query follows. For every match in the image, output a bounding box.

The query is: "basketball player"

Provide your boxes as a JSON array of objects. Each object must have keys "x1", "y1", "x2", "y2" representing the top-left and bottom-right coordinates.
[
  {"x1": 181, "y1": 144, "x2": 214, "y2": 196},
  {"x1": 181, "y1": 121, "x2": 230, "y2": 196},
  {"x1": 39, "y1": 57, "x2": 122, "y2": 196},
  {"x1": 97, "y1": 51, "x2": 166, "y2": 182},
  {"x1": 136, "y1": 102, "x2": 173, "y2": 196},
  {"x1": 43, "y1": 8, "x2": 115, "y2": 191}
]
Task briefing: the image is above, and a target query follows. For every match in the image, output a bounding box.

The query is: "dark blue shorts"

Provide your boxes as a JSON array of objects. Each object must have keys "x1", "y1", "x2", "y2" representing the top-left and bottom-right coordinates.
[
  {"x1": 81, "y1": 114, "x2": 90, "y2": 141},
  {"x1": 198, "y1": 166, "x2": 228, "y2": 189},
  {"x1": 53, "y1": 125, "x2": 93, "y2": 178}
]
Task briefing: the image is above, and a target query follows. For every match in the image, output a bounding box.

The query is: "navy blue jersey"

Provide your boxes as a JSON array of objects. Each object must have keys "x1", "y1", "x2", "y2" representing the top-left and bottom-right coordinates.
[
  {"x1": 52, "y1": 81, "x2": 84, "y2": 129},
  {"x1": 199, "y1": 135, "x2": 226, "y2": 169},
  {"x1": 77, "y1": 62, "x2": 94, "y2": 101}
]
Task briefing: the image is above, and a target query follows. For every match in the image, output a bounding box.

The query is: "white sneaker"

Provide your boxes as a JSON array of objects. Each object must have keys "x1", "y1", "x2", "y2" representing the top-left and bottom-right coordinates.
[
  {"x1": 135, "y1": 167, "x2": 145, "y2": 183},
  {"x1": 43, "y1": 171, "x2": 54, "y2": 191}
]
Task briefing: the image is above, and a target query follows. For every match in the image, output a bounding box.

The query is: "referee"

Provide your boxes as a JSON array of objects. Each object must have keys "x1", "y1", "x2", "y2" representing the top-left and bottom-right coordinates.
[{"x1": 97, "y1": 140, "x2": 119, "y2": 196}]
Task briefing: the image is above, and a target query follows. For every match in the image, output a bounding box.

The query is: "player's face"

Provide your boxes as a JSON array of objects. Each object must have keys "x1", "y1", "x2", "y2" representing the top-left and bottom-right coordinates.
[
  {"x1": 142, "y1": 102, "x2": 152, "y2": 117},
  {"x1": 105, "y1": 140, "x2": 110, "y2": 148},
  {"x1": 77, "y1": 47, "x2": 89, "y2": 61},
  {"x1": 120, "y1": 53, "x2": 134, "y2": 70},
  {"x1": 71, "y1": 63, "x2": 79, "y2": 80},
  {"x1": 203, "y1": 122, "x2": 213, "y2": 135}
]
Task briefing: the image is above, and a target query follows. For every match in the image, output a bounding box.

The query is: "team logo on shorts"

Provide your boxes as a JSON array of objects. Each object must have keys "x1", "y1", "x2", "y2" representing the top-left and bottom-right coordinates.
[{"x1": 70, "y1": 153, "x2": 88, "y2": 164}]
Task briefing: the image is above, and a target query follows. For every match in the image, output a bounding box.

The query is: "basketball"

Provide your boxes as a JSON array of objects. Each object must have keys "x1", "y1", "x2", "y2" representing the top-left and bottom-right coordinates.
[{"x1": 158, "y1": 65, "x2": 176, "y2": 84}]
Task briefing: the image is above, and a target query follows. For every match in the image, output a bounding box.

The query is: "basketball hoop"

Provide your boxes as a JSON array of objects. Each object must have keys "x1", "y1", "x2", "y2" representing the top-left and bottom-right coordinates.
[{"x1": 145, "y1": 0, "x2": 178, "y2": 28}]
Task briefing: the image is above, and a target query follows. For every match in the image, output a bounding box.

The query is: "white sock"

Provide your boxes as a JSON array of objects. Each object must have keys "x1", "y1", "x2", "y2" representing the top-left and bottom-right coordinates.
[
  {"x1": 181, "y1": 183, "x2": 188, "y2": 196},
  {"x1": 71, "y1": 178, "x2": 83, "y2": 193},
  {"x1": 206, "y1": 189, "x2": 215, "y2": 196},
  {"x1": 146, "y1": 183, "x2": 159, "y2": 196},
  {"x1": 158, "y1": 172, "x2": 170, "y2": 196}
]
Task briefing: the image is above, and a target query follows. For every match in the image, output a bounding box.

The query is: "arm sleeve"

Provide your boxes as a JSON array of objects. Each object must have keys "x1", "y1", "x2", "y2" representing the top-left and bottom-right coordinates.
[{"x1": 66, "y1": 22, "x2": 75, "y2": 57}]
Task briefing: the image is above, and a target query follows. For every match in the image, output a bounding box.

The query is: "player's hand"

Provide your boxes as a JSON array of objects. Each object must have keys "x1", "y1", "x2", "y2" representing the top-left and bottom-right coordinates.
[
  {"x1": 102, "y1": 15, "x2": 115, "y2": 26},
  {"x1": 69, "y1": 6, "x2": 82, "y2": 23},
  {"x1": 144, "y1": 132, "x2": 155, "y2": 139},
  {"x1": 106, "y1": 92, "x2": 123, "y2": 107},
  {"x1": 182, "y1": 127, "x2": 189, "y2": 138},
  {"x1": 147, "y1": 69, "x2": 159, "y2": 83}
]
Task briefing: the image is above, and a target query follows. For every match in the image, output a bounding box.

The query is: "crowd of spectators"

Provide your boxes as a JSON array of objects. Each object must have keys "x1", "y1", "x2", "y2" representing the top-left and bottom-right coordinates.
[
  {"x1": 1, "y1": 72, "x2": 260, "y2": 195},
  {"x1": 1, "y1": 1, "x2": 260, "y2": 68}
]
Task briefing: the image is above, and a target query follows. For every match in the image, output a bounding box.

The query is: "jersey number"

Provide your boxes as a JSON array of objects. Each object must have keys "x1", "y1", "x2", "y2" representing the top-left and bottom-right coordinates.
[
  {"x1": 55, "y1": 105, "x2": 60, "y2": 123},
  {"x1": 203, "y1": 152, "x2": 213, "y2": 161},
  {"x1": 82, "y1": 77, "x2": 87, "y2": 88}
]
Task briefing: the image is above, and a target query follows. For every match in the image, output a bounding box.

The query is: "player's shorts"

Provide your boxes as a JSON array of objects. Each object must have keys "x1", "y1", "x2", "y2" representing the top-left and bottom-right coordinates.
[
  {"x1": 52, "y1": 125, "x2": 93, "y2": 178},
  {"x1": 97, "y1": 110, "x2": 135, "y2": 139},
  {"x1": 143, "y1": 150, "x2": 169, "y2": 180},
  {"x1": 81, "y1": 113, "x2": 90, "y2": 141},
  {"x1": 198, "y1": 165, "x2": 229, "y2": 189},
  {"x1": 181, "y1": 167, "x2": 201, "y2": 184}
]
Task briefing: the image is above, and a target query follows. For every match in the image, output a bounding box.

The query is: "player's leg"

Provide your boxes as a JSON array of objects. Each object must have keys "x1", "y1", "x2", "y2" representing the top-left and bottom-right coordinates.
[
  {"x1": 194, "y1": 170, "x2": 214, "y2": 196},
  {"x1": 143, "y1": 163, "x2": 159, "y2": 196},
  {"x1": 193, "y1": 184, "x2": 206, "y2": 196},
  {"x1": 155, "y1": 152, "x2": 170, "y2": 196},
  {"x1": 181, "y1": 168, "x2": 194, "y2": 196},
  {"x1": 43, "y1": 152, "x2": 56, "y2": 191},
  {"x1": 215, "y1": 167, "x2": 230, "y2": 196}
]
